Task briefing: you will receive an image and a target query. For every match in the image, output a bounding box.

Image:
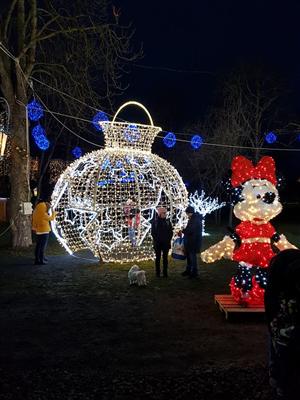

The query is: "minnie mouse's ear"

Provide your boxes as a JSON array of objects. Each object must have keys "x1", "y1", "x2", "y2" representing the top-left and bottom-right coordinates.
[
  {"x1": 231, "y1": 156, "x2": 254, "y2": 187},
  {"x1": 256, "y1": 156, "x2": 277, "y2": 185}
]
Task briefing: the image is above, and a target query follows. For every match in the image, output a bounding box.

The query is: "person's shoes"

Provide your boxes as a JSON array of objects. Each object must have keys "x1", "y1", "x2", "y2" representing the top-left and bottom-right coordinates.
[
  {"x1": 34, "y1": 261, "x2": 41, "y2": 265},
  {"x1": 43, "y1": 257, "x2": 48, "y2": 262},
  {"x1": 181, "y1": 270, "x2": 190, "y2": 276},
  {"x1": 189, "y1": 274, "x2": 198, "y2": 279}
]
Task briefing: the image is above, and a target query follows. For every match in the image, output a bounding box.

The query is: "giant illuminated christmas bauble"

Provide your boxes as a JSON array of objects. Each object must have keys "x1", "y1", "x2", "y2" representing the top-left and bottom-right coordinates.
[{"x1": 51, "y1": 102, "x2": 188, "y2": 262}]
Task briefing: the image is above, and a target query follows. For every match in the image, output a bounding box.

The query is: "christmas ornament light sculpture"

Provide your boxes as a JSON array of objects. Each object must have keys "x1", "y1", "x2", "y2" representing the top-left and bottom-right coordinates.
[
  {"x1": 189, "y1": 190, "x2": 225, "y2": 236},
  {"x1": 27, "y1": 99, "x2": 44, "y2": 122},
  {"x1": 191, "y1": 135, "x2": 203, "y2": 150},
  {"x1": 92, "y1": 111, "x2": 109, "y2": 131},
  {"x1": 51, "y1": 101, "x2": 188, "y2": 263},
  {"x1": 163, "y1": 132, "x2": 176, "y2": 148},
  {"x1": 32, "y1": 124, "x2": 49, "y2": 150},
  {"x1": 265, "y1": 131, "x2": 277, "y2": 144},
  {"x1": 72, "y1": 146, "x2": 83, "y2": 159},
  {"x1": 201, "y1": 156, "x2": 297, "y2": 306}
]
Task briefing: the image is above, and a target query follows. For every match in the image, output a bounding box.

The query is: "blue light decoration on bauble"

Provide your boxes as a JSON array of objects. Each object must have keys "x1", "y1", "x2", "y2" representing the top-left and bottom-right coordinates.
[
  {"x1": 27, "y1": 100, "x2": 44, "y2": 121},
  {"x1": 92, "y1": 111, "x2": 109, "y2": 131},
  {"x1": 265, "y1": 131, "x2": 277, "y2": 144},
  {"x1": 191, "y1": 135, "x2": 203, "y2": 149},
  {"x1": 72, "y1": 146, "x2": 83, "y2": 159},
  {"x1": 32, "y1": 124, "x2": 49, "y2": 150},
  {"x1": 297, "y1": 133, "x2": 300, "y2": 142},
  {"x1": 124, "y1": 124, "x2": 141, "y2": 143},
  {"x1": 163, "y1": 132, "x2": 176, "y2": 148}
]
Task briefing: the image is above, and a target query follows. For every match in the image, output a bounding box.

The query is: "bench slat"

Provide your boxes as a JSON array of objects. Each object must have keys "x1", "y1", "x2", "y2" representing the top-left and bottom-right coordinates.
[{"x1": 214, "y1": 294, "x2": 265, "y2": 320}]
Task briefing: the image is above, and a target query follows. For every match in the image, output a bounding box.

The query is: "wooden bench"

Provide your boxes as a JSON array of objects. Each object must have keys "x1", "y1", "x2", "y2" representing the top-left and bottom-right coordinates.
[{"x1": 214, "y1": 294, "x2": 265, "y2": 320}]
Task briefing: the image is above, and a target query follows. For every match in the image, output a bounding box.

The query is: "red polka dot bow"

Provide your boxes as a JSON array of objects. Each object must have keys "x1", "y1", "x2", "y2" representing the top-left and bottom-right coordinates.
[{"x1": 231, "y1": 156, "x2": 277, "y2": 188}]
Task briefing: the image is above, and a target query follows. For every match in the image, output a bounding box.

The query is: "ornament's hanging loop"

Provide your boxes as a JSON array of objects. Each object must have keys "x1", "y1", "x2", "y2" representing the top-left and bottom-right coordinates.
[{"x1": 112, "y1": 101, "x2": 154, "y2": 127}]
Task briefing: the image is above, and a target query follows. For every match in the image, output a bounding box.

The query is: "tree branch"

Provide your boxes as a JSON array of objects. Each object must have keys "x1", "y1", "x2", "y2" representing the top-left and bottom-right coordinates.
[
  {"x1": 2, "y1": 0, "x2": 18, "y2": 41},
  {"x1": 24, "y1": 0, "x2": 37, "y2": 78}
]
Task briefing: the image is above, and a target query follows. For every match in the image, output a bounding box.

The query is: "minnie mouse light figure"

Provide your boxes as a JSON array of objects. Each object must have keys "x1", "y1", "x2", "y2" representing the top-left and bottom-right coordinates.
[{"x1": 201, "y1": 156, "x2": 297, "y2": 306}]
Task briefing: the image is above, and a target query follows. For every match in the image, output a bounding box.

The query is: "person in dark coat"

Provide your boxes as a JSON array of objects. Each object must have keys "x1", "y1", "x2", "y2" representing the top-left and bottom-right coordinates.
[
  {"x1": 181, "y1": 205, "x2": 202, "y2": 278},
  {"x1": 151, "y1": 207, "x2": 173, "y2": 277},
  {"x1": 264, "y1": 249, "x2": 300, "y2": 399}
]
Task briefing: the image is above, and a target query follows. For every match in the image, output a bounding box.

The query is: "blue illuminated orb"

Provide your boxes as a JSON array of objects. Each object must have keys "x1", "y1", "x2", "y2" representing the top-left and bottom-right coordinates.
[
  {"x1": 124, "y1": 124, "x2": 141, "y2": 143},
  {"x1": 191, "y1": 135, "x2": 203, "y2": 149},
  {"x1": 27, "y1": 100, "x2": 44, "y2": 121},
  {"x1": 92, "y1": 111, "x2": 109, "y2": 131},
  {"x1": 72, "y1": 146, "x2": 83, "y2": 159},
  {"x1": 297, "y1": 133, "x2": 300, "y2": 142},
  {"x1": 163, "y1": 132, "x2": 176, "y2": 148},
  {"x1": 32, "y1": 124, "x2": 49, "y2": 150},
  {"x1": 265, "y1": 131, "x2": 277, "y2": 144}
]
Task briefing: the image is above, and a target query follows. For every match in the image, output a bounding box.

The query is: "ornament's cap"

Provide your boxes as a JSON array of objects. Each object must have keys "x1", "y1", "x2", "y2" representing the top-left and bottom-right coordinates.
[{"x1": 99, "y1": 101, "x2": 162, "y2": 151}]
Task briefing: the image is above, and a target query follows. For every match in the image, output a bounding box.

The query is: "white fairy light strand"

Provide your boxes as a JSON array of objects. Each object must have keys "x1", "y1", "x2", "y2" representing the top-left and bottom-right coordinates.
[{"x1": 189, "y1": 190, "x2": 225, "y2": 236}]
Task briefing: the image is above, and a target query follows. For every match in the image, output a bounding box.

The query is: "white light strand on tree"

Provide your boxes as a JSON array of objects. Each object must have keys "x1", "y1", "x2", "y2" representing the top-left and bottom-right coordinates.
[
  {"x1": 189, "y1": 190, "x2": 225, "y2": 236},
  {"x1": 49, "y1": 159, "x2": 69, "y2": 184},
  {"x1": 51, "y1": 102, "x2": 188, "y2": 263}
]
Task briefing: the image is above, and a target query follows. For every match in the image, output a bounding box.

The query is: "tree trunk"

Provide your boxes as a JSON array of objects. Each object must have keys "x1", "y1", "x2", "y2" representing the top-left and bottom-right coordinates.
[{"x1": 9, "y1": 100, "x2": 32, "y2": 247}]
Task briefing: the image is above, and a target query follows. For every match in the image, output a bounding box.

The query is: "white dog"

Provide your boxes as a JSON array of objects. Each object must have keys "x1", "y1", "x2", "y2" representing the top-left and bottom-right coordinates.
[{"x1": 128, "y1": 265, "x2": 147, "y2": 286}]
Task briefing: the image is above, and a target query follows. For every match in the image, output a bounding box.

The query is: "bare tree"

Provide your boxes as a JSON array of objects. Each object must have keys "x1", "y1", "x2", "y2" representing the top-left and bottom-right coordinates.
[
  {"x1": 0, "y1": 0, "x2": 140, "y2": 247},
  {"x1": 184, "y1": 67, "x2": 283, "y2": 196}
]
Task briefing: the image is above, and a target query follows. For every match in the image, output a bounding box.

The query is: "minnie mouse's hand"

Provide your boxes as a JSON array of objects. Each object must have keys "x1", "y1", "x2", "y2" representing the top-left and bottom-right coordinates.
[
  {"x1": 201, "y1": 236, "x2": 235, "y2": 263},
  {"x1": 275, "y1": 234, "x2": 298, "y2": 251},
  {"x1": 201, "y1": 250, "x2": 214, "y2": 263}
]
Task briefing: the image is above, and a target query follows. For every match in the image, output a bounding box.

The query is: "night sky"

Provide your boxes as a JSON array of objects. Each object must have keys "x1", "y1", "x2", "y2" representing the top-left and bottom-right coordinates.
[
  {"x1": 118, "y1": 0, "x2": 300, "y2": 129},
  {"x1": 112, "y1": 0, "x2": 300, "y2": 189}
]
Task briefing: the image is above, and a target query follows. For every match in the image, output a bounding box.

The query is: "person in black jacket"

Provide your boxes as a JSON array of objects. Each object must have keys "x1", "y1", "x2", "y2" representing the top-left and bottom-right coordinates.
[
  {"x1": 181, "y1": 206, "x2": 202, "y2": 278},
  {"x1": 151, "y1": 207, "x2": 173, "y2": 277}
]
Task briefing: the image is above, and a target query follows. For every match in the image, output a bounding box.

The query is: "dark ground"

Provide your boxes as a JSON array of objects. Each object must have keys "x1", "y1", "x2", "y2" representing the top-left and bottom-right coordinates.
[{"x1": 0, "y1": 218, "x2": 299, "y2": 400}]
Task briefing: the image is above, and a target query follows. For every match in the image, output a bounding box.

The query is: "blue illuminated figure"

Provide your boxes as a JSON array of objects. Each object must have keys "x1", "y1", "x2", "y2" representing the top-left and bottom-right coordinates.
[
  {"x1": 92, "y1": 111, "x2": 109, "y2": 131},
  {"x1": 191, "y1": 135, "x2": 203, "y2": 149},
  {"x1": 101, "y1": 157, "x2": 111, "y2": 171},
  {"x1": 124, "y1": 124, "x2": 141, "y2": 143},
  {"x1": 163, "y1": 132, "x2": 176, "y2": 148},
  {"x1": 27, "y1": 100, "x2": 44, "y2": 121},
  {"x1": 265, "y1": 131, "x2": 277, "y2": 144},
  {"x1": 32, "y1": 124, "x2": 49, "y2": 150},
  {"x1": 72, "y1": 146, "x2": 83, "y2": 159}
]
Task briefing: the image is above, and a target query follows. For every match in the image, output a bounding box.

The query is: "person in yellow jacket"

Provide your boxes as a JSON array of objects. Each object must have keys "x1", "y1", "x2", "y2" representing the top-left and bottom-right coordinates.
[{"x1": 32, "y1": 198, "x2": 56, "y2": 265}]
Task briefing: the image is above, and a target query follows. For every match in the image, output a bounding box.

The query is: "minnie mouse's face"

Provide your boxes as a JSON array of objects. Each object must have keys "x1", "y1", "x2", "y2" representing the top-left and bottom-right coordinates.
[{"x1": 233, "y1": 179, "x2": 282, "y2": 224}]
